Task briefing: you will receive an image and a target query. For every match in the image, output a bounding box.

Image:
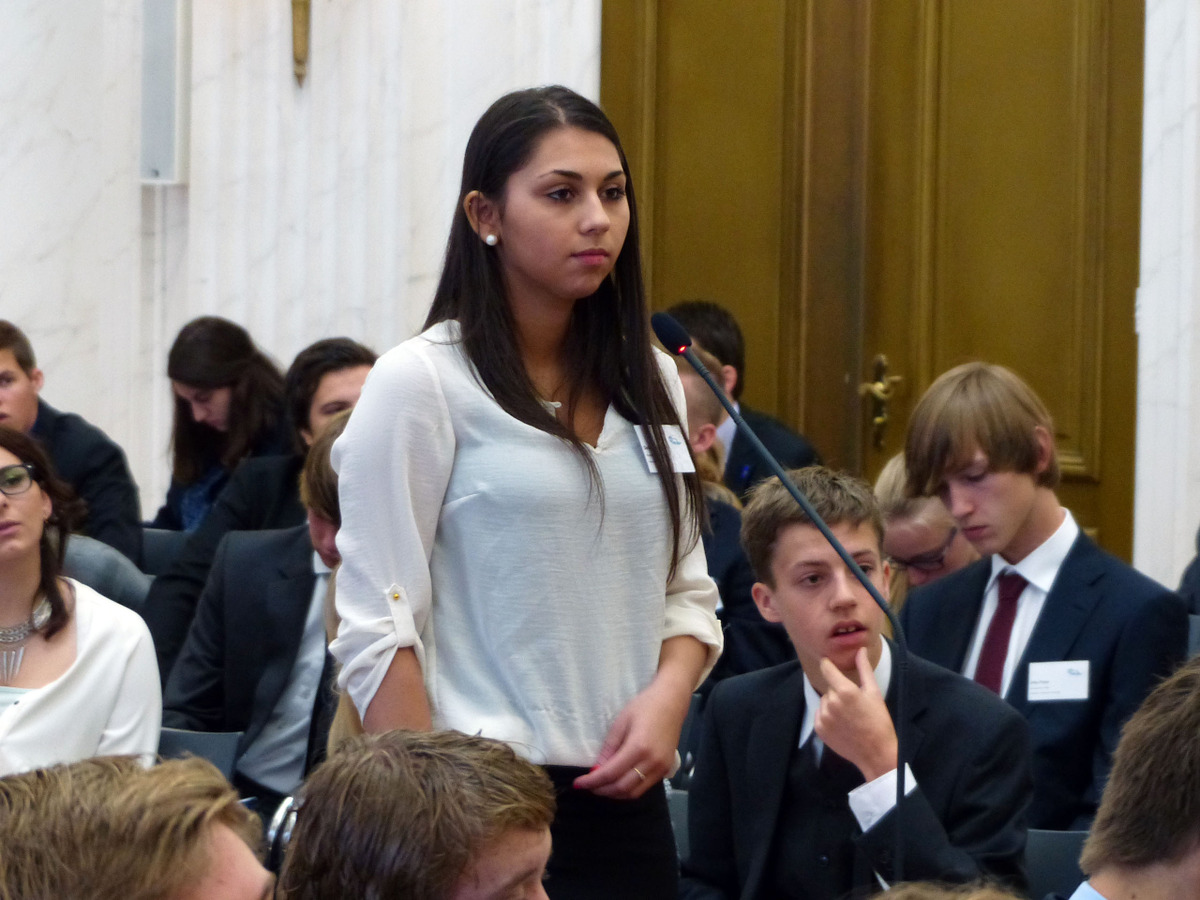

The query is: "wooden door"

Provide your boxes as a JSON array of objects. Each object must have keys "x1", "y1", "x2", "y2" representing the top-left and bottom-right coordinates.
[{"x1": 601, "y1": 0, "x2": 1143, "y2": 558}]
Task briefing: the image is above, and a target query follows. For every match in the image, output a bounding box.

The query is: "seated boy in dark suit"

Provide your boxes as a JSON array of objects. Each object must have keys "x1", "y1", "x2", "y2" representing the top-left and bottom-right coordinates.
[
  {"x1": 163, "y1": 411, "x2": 351, "y2": 816},
  {"x1": 666, "y1": 299, "x2": 820, "y2": 499},
  {"x1": 900, "y1": 362, "x2": 1186, "y2": 830},
  {"x1": 681, "y1": 466, "x2": 1033, "y2": 900},
  {"x1": 146, "y1": 337, "x2": 375, "y2": 682}
]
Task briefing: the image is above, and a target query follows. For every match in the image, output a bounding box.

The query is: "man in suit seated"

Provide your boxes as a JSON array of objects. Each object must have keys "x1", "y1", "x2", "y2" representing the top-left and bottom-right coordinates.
[
  {"x1": 673, "y1": 348, "x2": 792, "y2": 684},
  {"x1": 146, "y1": 336, "x2": 375, "y2": 682},
  {"x1": 1054, "y1": 656, "x2": 1200, "y2": 900},
  {"x1": 163, "y1": 411, "x2": 351, "y2": 816},
  {"x1": 0, "y1": 320, "x2": 142, "y2": 563},
  {"x1": 277, "y1": 730, "x2": 556, "y2": 900},
  {"x1": 681, "y1": 467, "x2": 1033, "y2": 900},
  {"x1": 900, "y1": 362, "x2": 1187, "y2": 830},
  {"x1": 666, "y1": 299, "x2": 820, "y2": 499}
]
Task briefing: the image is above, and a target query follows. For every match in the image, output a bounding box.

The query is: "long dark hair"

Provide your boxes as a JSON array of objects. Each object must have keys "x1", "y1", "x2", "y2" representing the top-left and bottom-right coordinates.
[
  {"x1": 167, "y1": 316, "x2": 284, "y2": 482},
  {"x1": 0, "y1": 426, "x2": 84, "y2": 639},
  {"x1": 426, "y1": 85, "x2": 703, "y2": 573}
]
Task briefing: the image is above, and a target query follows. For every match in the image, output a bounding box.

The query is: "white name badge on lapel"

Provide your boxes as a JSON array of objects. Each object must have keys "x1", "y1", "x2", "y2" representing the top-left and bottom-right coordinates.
[
  {"x1": 633, "y1": 425, "x2": 696, "y2": 474},
  {"x1": 1028, "y1": 660, "x2": 1090, "y2": 702}
]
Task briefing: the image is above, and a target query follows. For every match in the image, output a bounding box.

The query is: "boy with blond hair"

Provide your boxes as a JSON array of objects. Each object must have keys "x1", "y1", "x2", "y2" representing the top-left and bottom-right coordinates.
[
  {"x1": 0, "y1": 755, "x2": 271, "y2": 900},
  {"x1": 680, "y1": 466, "x2": 1032, "y2": 900},
  {"x1": 901, "y1": 362, "x2": 1185, "y2": 830}
]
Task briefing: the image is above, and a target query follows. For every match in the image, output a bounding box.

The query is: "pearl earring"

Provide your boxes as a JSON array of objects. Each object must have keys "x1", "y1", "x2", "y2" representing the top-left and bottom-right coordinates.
[{"x1": 485, "y1": 234, "x2": 498, "y2": 247}]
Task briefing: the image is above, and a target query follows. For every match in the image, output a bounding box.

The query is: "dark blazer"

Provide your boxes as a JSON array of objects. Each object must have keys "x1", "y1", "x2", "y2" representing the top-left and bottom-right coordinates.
[
  {"x1": 163, "y1": 525, "x2": 322, "y2": 760},
  {"x1": 680, "y1": 652, "x2": 1032, "y2": 900},
  {"x1": 31, "y1": 400, "x2": 142, "y2": 564},
  {"x1": 901, "y1": 532, "x2": 1187, "y2": 830},
  {"x1": 701, "y1": 498, "x2": 792, "y2": 687},
  {"x1": 724, "y1": 405, "x2": 820, "y2": 500},
  {"x1": 144, "y1": 454, "x2": 306, "y2": 683},
  {"x1": 150, "y1": 413, "x2": 292, "y2": 531}
]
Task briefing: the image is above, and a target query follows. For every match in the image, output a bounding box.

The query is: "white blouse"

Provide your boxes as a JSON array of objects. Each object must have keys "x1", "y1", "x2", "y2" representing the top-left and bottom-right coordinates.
[
  {"x1": 332, "y1": 320, "x2": 722, "y2": 766},
  {"x1": 0, "y1": 579, "x2": 161, "y2": 775}
]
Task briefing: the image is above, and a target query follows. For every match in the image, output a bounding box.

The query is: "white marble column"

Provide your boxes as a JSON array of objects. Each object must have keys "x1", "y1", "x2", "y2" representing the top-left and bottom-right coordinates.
[
  {"x1": 3, "y1": 1, "x2": 601, "y2": 516},
  {"x1": 1134, "y1": 0, "x2": 1200, "y2": 585},
  {"x1": 0, "y1": 0, "x2": 147, "y2": 496}
]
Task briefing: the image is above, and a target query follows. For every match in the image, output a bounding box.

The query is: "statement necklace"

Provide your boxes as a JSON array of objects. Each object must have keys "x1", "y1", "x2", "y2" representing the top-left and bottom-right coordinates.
[{"x1": 0, "y1": 596, "x2": 51, "y2": 685}]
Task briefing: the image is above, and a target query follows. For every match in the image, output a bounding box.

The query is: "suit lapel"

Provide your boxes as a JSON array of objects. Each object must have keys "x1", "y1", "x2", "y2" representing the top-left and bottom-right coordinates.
[
  {"x1": 926, "y1": 562, "x2": 991, "y2": 673},
  {"x1": 243, "y1": 531, "x2": 317, "y2": 748},
  {"x1": 741, "y1": 667, "x2": 806, "y2": 898},
  {"x1": 1006, "y1": 534, "x2": 1103, "y2": 711}
]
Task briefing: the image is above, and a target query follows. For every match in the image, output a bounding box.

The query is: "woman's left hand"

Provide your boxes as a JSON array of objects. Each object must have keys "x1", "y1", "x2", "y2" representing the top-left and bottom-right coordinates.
[
  {"x1": 572, "y1": 680, "x2": 690, "y2": 799},
  {"x1": 572, "y1": 635, "x2": 708, "y2": 799}
]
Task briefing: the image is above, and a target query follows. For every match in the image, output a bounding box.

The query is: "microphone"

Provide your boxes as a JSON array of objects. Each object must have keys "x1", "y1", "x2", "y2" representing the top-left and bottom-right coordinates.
[{"x1": 652, "y1": 310, "x2": 910, "y2": 881}]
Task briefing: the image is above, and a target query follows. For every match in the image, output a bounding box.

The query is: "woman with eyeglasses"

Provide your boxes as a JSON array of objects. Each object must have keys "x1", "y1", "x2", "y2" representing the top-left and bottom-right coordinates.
[
  {"x1": 0, "y1": 426, "x2": 160, "y2": 775},
  {"x1": 875, "y1": 453, "x2": 980, "y2": 610}
]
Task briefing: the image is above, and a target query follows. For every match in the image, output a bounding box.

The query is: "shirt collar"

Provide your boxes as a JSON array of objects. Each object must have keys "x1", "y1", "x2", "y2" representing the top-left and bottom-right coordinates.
[
  {"x1": 715, "y1": 402, "x2": 738, "y2": 462},
  {"x1": 987, "y1": 507, "x2": 1078, "y2": 594},
  {"x1": 311, "y1": 550, "x2": 332, "y2": 577}
]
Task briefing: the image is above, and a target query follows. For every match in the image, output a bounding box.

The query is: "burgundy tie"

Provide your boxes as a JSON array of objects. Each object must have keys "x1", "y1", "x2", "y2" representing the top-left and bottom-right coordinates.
[{"x1": 974, "y1": 572, "x2": 1028, "y2": 695}]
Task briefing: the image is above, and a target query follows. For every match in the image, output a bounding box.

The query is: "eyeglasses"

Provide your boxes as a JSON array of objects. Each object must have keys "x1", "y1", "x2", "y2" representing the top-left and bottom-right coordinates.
[
  {"x1": 0, "y1": 464, "x2": 35, "y2": 497},
  {"x1": 888, "y1": 526, "x2": 959, "y2": 574}
]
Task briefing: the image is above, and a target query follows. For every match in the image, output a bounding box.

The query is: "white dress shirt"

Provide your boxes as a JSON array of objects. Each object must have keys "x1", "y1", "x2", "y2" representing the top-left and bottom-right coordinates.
[
  {"x1": 331, "y1": 320, "x2": 723, "y2": 766},
  {"x1": 962, "y1": 509, "x2": 1079, "y2": 697}
]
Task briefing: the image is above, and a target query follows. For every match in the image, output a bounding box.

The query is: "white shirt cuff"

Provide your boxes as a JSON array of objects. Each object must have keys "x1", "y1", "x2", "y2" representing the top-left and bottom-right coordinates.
[{"x1": 848, "y1": 763, "x2": 917, "y2": 832}]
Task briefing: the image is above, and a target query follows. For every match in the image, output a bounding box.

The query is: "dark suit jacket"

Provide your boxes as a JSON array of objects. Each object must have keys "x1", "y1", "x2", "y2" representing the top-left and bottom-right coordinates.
[
  {"x1": 901, "y1": 532, "x2": 1187, "y2": 830},
  {"x1": 163, "y1": 525, "x2": 323, "y2": 761},
  {"x1": 144, "y1": 454, "x2": 306, "y2": 683},
  {"x1": 680, "y1": 652, "x2": 1032, "y2": 899},
  {"x1": 31, "y1": 400, "x2": 142, "y2": 564},
  {"x1": 724, "y1": 405, "x2": 820, "y2": 500},
  {"x1": 701, "y1": 498, "x2": 792, "y2": 687}
]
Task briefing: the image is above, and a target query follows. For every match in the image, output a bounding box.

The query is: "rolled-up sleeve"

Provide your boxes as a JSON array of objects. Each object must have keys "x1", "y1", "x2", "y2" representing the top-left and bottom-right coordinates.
[{"x1": 330, "y1": 339, "x2": 455, "y2": 715}]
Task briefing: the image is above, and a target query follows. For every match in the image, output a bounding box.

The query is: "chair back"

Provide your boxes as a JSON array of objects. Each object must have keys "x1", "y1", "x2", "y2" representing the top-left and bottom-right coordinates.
[
  {"x1": 1025, "y1": 828, "x2": 1088, "y2": 900},
  {"x1": 158, "y1": 727, "x2": 242, "y2": 779}
]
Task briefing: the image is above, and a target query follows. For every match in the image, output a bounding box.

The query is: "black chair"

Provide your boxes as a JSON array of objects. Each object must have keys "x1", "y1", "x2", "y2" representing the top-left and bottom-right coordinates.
[
  {"x1": 1025, "y1": 828, "x2": 1087, "y2": 900},
  {"x1": 668, "y1": 786, "x2": 689, "y2": 860},
  {"x1": 63, "y1": 534, "x2": 153, "y2": 613},
  {"x1": 157, "y1": 727, "x2": 242, "y2": 779}
]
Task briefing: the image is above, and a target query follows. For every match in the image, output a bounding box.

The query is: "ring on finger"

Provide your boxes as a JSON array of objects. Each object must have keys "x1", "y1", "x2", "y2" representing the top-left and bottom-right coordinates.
[{"x1": 633, "y1": 767, "x2": 646, "y2": 781}]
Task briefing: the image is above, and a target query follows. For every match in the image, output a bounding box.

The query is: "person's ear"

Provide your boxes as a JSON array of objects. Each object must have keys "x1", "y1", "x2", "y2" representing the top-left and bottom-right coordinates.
[
  {"x1": 1032, "y1": 425, "x2": 1054, "y2": 475},
  {"x1": 751, "y1": 581, "x2": 782, "y2": 624},
  {"x1": 463, "y1": 190, "x2": 501, "y2": 244},
  {"x1": 29, "y1": 368, "x2": 44, "y2": 393},
  {"x1": 692, "y1": 422, "x2": 717, "y2": 455},
  {"x1": 720, "y1": 364, "x2": 738, "y2": 398}
]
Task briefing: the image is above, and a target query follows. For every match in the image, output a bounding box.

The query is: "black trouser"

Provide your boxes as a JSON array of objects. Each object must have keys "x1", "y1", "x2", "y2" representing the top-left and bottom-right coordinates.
[{"x1": 542, "y1": 766, "x2": 678, "y2": 900}]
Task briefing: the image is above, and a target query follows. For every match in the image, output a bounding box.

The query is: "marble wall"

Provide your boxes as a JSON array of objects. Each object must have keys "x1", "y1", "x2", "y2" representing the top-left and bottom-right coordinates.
[
  {"x1": 4, "y1": 0, "x2": 600, "y2": 515},
  {"x1": 1134, "y1": 0, "x2": 1200, "y2": 585}
]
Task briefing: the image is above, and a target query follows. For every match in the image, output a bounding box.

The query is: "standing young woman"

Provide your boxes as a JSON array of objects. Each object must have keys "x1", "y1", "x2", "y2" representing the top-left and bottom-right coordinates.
[
  {"x1": 152, "y1": 316, "x2": 287, "y2": 531},
  {"x1": 331, "y1": 86, "x2": 722, "y2": 898}
]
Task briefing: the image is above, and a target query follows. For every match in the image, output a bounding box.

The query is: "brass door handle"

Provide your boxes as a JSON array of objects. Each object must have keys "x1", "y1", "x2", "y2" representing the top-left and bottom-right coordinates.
[{"x1": 859, "y1": 355, "x2": 903, "y2": 450}]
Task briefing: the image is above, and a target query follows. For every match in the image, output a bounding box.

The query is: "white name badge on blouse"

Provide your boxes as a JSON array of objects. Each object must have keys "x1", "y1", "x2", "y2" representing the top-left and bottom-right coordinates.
[
  {"x1": 1028, "y1": 660, "x2": 1089, "y2": 702},
  {"x1": 633, "y1": 425, "x2": 696, "y2": 474}
]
